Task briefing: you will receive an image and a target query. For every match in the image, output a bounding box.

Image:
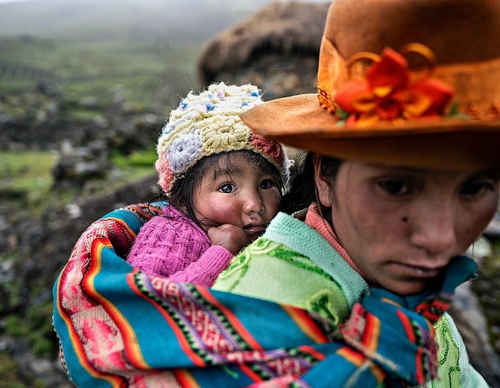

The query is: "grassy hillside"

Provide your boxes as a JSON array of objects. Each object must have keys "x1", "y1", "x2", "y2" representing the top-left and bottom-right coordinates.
[
  {"x1": 0, "y1": 0, "x2": 272, "y2": 212},
  {"x1": 0, "y1": 0, "x2": 269, "y2": 106}
]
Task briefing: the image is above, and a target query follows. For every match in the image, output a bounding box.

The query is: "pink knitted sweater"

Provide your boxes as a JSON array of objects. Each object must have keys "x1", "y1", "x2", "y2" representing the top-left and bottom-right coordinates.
[{"x1": 127, "y1": 205, "x2": 233, "y2": 287}]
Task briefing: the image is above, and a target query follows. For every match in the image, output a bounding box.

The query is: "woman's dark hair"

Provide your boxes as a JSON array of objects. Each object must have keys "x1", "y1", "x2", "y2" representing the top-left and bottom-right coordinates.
[
  {"x1": 280, "y1": 152, "x2": 342, "y2": 216},
  {"x1": 166, "y1": 150, "x2": 284, "y2": 228}
]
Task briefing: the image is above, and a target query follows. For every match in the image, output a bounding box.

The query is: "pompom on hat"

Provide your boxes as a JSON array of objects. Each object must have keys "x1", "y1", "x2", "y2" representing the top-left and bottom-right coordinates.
[
  {"x1": 155, "y1": 82, "x2": 291, "y2": 193},
  {"x1": 240, "y1": 0, "x2": 500, "y2": 170}
]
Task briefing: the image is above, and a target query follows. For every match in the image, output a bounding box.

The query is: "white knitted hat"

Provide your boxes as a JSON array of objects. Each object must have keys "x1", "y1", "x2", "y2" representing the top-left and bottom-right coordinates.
[{"x1": 155, "y1": 82, "x2": 291, "y2": 193}]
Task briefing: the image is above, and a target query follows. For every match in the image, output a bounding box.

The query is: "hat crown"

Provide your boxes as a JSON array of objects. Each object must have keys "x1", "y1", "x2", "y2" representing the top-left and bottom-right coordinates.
[
  {"x1": 328, "y1": 0, "x2": 500, "y2": 63},
  {"x1": 318, "y1": 0, "x2": 500, "y2": 117}
]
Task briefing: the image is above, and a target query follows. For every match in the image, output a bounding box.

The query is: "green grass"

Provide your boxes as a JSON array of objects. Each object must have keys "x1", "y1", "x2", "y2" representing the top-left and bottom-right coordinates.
[
  {"x1": 0, "y1": 151, "x2": 56, "y2": 193},
  {"x1": 111, "y1": 149, "x2": 157, "y2": 168},
  {"x1": 0, "y1": 352, "x2": 28, "y2": 388},
  {"x1": 0, "y1": 0, "x2": 270, "y2": 107},
  {"x1": 0, "y1": 149, "x2": 157, "y2": 215},
  {"x1": 0, "y1": 37, "x2": 199, "y2": 106}
]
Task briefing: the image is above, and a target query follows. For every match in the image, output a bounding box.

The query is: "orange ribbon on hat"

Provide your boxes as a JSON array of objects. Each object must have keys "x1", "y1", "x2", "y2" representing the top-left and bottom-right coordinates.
[{"x1": 335, "y1": 44, "x2": 455, "y2": 127}]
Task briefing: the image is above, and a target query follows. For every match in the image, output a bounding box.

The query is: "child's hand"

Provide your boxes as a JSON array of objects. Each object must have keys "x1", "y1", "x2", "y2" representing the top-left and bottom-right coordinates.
[{"x1": 207, "y1": 224, "x2": 252, "y2": 255}]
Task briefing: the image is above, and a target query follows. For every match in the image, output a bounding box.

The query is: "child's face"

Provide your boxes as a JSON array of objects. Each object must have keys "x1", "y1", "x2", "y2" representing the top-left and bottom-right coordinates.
[
  {"x1": 193, "y1": 153, "x2": 281, "y2": 241},
  {"x1": 316, "y1": 160, "x2": 500, "y2": 295}
]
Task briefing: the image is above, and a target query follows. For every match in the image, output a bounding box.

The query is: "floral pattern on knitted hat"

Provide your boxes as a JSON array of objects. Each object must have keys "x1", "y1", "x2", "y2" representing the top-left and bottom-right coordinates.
[{"x1": 156, "y1": 82, "x2": 291, "y2": 194}]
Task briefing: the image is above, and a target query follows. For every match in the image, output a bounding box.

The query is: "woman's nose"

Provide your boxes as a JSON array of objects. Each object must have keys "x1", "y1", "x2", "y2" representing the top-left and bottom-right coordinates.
[{"x1": 409, "y1": 200, "x2": 457, "y2": 256}]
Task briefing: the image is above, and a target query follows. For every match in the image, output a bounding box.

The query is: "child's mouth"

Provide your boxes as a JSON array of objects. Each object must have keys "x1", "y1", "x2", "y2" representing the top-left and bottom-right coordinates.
[{"x1": 244, "y1": 224, "x2": 266, "y2": 236}]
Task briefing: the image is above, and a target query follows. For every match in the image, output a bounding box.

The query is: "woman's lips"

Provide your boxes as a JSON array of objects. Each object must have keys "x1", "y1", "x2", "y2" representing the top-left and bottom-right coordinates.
[{"x1": 392, "y1": 262, "x2": 443, "y2": 278}]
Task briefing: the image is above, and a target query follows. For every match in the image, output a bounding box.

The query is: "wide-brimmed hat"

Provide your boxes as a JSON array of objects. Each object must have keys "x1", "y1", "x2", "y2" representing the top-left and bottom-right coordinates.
[{"x1": 240, "y1": 0, "x2": 500, "y2": 170}]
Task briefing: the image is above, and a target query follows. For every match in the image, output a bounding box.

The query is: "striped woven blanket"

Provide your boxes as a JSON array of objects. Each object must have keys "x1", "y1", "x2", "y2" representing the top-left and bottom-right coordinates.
[{"x1": 52, "y1": 202, "x2": 474, "y2": 387}]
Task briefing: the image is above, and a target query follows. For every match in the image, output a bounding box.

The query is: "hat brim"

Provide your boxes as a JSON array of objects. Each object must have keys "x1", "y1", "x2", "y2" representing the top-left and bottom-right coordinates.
[{"x1": 241, "y1": 94, "x2": 500, "y2": 170}]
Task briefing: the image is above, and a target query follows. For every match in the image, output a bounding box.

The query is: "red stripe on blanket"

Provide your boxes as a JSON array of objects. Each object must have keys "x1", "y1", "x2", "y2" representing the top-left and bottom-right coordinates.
[
  {"x1": 60, "y1": 239, "x2": 129, "y2": 386},
  {"x1": 337, "y1": 346, "x2": 366, "y2": 366},
  {"x1": 297, "y1": 345, "x2": 327, "y2": 362},
  {"x1": 396, "y1": 309, "x2": 425, "y2": 384},
  {"x1": 106, "y1": 217, "x2": 138, "y2": 240},
  {"x1": 397, "y1": 310, "x2": 416, "y2": 344},
  {"x1": 172, "y1": 368, "x2": 201, "y2": 388},
  {"x1": 197, "y1": 287, "x2": 264, "y2": 351},
  {"x1": 239, "y1": 363, "x2": 267, "y2": 383},
  {"x1": 281, "y1": 305, "x2": 329, "y2": 344},
  {"x1": 85, "y1": 238, "x2": 153, "y2": 371},
  {"x1": 126, "y1": 274, "x2": 207, "y2": 367},
  {"x1": 125, "y1": 203, "x2": 162, "y2": 221},
  {"x1": 362, "y1": 313, "x2": 380, "y2": 354}
]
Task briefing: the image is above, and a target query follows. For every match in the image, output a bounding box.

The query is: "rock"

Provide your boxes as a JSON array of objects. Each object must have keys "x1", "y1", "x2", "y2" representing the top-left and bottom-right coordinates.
[
  {"x1": 485, "y1": 208, "x2": 500, "y2": 238},
  {"x1": 51, "y1": 139, "x2": 109, "y2": 187}
]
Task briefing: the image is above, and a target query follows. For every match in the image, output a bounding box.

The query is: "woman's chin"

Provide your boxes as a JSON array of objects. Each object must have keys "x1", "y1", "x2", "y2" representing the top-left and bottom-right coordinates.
[{"x1": 379, "y1": 279, "x2": 432, "y2": 297}]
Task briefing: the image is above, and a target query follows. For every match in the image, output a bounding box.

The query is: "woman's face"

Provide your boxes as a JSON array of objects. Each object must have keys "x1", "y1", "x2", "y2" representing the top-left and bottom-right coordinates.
[{"x1": 315, "y1": 160, "x2": 500, "y2": 295}]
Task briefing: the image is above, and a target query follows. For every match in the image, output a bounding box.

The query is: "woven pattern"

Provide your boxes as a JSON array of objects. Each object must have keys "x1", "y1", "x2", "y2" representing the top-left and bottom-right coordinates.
[
  {"x1": 53, "y1": 203, "x2": 329, "y2": 387},
  {"x1": 53, "y1": 203, "x2": 480, "y2": 387}
]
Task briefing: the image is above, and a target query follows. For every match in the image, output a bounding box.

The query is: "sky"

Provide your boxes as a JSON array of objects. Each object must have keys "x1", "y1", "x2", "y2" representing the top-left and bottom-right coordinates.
[{"x1": 0, "y1": 0, "x2": 329, "y2": 3}]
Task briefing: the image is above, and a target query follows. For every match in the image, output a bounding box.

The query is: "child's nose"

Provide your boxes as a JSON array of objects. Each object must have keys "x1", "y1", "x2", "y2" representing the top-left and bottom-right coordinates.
[{"x1": 243, "y1": 191, "x2": 264, "y2": 215}]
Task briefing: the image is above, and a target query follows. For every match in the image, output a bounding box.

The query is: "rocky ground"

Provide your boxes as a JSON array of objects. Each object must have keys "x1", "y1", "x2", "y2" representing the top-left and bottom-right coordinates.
[{"x1": 0, "y1": 174, "x2": 159, "y2": 387}]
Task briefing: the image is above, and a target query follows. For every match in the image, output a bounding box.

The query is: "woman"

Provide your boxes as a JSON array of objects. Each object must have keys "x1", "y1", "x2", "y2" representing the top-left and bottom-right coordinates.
[
  {"x1": 211, "y1": 0, "x2": 500, "y2": 385},
  {"x1": 53, "y1": 0, "x2": 500, "y2": 386}
]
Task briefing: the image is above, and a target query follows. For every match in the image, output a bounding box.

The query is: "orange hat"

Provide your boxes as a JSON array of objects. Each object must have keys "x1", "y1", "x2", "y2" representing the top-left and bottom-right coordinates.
[{"x1": 240, "y1": 0, "x2": 500, "y2": 170}]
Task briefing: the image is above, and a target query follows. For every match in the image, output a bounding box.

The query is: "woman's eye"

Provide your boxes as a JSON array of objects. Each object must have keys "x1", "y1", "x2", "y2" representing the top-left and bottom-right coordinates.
[
  {"x1": 260, "y1": 179, "x2": 275, "y2": 189},
  {"x1": 218, "y1": 183, "x2": 236, "y2": 193},
  {"x1": 377, "y1": 180, "x2": 413, "y2": 196},
  {"x1": 460, "y1": 180, "x2": 496, "y2": 197}
]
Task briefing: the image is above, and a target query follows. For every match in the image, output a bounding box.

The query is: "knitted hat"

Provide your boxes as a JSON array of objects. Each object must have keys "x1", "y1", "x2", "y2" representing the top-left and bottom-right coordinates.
[
  {"x1": 240, "y1": 0, "x2": 500, "y2": 170},
  {"x1": 155, "y1": 83, "x2": 291, "y2": 193}
]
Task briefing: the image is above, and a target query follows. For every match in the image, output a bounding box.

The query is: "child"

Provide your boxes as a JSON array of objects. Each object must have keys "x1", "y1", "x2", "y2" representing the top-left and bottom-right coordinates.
[{"x1": 126, "y1": 82, "x2": 290, "y2": 286}]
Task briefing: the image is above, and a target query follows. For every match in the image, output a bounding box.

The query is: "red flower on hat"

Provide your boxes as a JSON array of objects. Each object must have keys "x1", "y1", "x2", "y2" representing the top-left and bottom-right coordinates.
[{"x1": 335, "y1": 47, "x2": 455, "y2": 127}]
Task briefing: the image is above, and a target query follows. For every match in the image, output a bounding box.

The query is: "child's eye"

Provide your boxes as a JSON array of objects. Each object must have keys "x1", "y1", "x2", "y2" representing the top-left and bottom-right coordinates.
[
  {"x1": 377, "y1": 179, "x2": 414, "y2": 196},
  {"x1": 460, "y1": 179, "x2": 497, "y2": 198},
  {"x1": 260, "y1": 179, "x2": 276, "y2": 189},
  {"x1": 218, "y1": 183, "x2": 236, "y2": 193}
]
